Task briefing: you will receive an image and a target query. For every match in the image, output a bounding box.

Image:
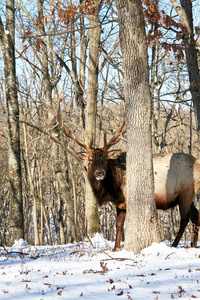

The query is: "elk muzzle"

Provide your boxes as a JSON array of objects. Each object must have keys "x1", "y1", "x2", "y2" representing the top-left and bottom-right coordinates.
[{"x1": 95, "y1": 170, "x2": 105, "y2": 181}]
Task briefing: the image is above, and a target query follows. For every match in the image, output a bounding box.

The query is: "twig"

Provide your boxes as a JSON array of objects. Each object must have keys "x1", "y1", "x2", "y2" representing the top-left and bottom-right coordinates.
[
  {"x1": 0, "y1": 248, "x2": 29, "y2": 257},
  {"x1": 100, "y1": 248, "x2": 138, "y2": 262},
  {"x1": 165, "y1": 252, "x2": 176, "y2": 260},
  {"x1": 18, "y1": 118, "x2": 87, "y2": 173}
]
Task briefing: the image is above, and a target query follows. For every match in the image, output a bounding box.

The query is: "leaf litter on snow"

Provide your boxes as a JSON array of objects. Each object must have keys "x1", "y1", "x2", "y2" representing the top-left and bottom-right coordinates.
[{"x1": 0, "y1": 234, "x2": 200, "y2": 299}]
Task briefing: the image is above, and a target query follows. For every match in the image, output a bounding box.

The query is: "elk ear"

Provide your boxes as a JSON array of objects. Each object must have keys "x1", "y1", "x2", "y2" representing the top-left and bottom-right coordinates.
[
  {"x1": 107, "y1": 150, "x2": 122, "y2": 159},
  {"x1": 77, "y1": 152, "x2": 89, "y2": 160}
]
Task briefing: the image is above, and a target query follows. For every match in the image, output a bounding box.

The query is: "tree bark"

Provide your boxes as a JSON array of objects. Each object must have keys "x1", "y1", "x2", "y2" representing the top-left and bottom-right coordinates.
[
  {"x1": 170, "y1": 0, "x2": 200, "y2": 143},
  {"x1": 22, "y1": 111, "x2": 40, "y2": 245},
  {"x1": 85, "y1": 0, "x2": 101, "y2": 237},
  {"x1": 115, "y1": 0, "x2": 160, "y2": 253},
  {"x1": 37, "y1": 0, "x2": 80, "y2": 244},
  {"x1": 0, "y1": 0, "x2": 24, "y2": 245}
]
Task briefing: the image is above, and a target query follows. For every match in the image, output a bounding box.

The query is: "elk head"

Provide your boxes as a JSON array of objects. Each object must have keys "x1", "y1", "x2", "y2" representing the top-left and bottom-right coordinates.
[{"x1": 56, "y1": 99, "x2": 126, "y2": 181}]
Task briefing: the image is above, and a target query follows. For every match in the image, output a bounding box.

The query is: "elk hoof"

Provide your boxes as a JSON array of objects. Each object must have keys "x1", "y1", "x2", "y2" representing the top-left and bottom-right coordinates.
[
  {"x1": 109, "y1": 247, "x2": 121, "y2": 252},
  {"x1": 191, "y1": 242, "x2": 197, "y2": 248}
]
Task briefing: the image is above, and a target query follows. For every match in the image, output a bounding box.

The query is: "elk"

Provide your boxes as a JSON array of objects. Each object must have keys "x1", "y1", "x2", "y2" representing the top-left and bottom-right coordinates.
[{"x1": 56, "y1": 101, "x2": 200, "y2": 250}]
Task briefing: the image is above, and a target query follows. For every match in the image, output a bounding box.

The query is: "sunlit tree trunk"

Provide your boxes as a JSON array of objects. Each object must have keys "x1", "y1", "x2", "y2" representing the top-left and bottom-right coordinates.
[
  {"x1": 115, "y1": 0, "x2": 160, "y2": 253},
  {"x1": 37, "y1": 0, "x2": 80, "y2": 243},
  {"x1": 0, "y1": 0, "x2": 24, "y2": 245},
  {"x1": 85, "y1": 0, "x2": 101, "y2": 237},
  {"x1": 171, "y1": 0, "x2": 200, "y2": 143},
  {"x1": 22, "y1": 113, "x2": 40, "y2": 245}
]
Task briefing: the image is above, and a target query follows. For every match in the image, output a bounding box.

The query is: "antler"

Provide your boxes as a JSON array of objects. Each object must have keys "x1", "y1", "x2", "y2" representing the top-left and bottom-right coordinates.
[
  {"x1": 103, "y1": 117, "x2": 126, "y2": 150},
  {"x1": 56, "y1": 97, "x2": 91, "y2": 151}
]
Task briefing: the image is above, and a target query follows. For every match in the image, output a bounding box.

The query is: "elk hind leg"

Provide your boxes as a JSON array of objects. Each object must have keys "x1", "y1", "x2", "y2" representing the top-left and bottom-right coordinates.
[
  {"x1": 171, "y1": 212, "x2": 189, "y2": 247},
  {"x1": 189, "y1": 202, "x2": 200, "y2": 248}
]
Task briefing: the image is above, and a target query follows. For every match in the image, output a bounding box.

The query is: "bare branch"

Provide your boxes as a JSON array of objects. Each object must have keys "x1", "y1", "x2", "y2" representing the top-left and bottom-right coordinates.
[
  {"x1": 56, "y1": 97, "x2": 89, "y2": 150},
  {"x1": 170, "y1": 0, "x2": 191, "y2": 35},
  {"x1": 103, "y1": 117, "x2": 126, "y2": 150}
]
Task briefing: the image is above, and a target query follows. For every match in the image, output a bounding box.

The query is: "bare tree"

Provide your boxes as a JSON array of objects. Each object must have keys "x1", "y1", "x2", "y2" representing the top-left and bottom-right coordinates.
[
  {"x1": 0, "y1": 0, "x2": 24, "y2": 245},
  {"x1": 170, "y1": 0, "x2": 200, "y2": 143},
  {"x1": 115, "y1": 0, "x2": 160, "y2": 253},
  {"x1": 84, "y1": 0, "x2": 101, "y2": 237}
]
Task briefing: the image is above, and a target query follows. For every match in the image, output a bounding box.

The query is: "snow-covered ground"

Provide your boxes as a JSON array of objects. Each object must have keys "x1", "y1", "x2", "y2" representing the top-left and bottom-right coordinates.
[{"x1": 0, "y1": 235, "x2": 200, "y2": 299}]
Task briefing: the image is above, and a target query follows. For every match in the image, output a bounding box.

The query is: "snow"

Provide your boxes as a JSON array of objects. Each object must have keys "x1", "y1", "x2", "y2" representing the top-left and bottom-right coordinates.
[{"x1": 0, "y1": 234, "x2": 200, "y2": 299}]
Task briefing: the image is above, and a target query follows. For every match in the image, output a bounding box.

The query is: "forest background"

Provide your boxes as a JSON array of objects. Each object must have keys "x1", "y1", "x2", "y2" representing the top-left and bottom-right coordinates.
[{"x1": 0, "y1": 0, "x2": 200, "y2": 248}]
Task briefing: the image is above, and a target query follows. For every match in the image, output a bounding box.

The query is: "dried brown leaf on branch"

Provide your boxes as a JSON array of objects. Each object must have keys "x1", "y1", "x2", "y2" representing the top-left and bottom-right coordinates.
[
  {"x1": 49, "y1": 0, "x2": 97, "y2": 24},
  {"x1": 142, "y1": 0, "x2": 200, "y2": 61}
]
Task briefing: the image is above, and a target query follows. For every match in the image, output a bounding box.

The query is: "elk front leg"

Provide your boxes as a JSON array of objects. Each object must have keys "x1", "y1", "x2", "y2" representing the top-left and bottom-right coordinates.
[{"x1": 113, "y1": 208, "x2": 126, "y2": 251}]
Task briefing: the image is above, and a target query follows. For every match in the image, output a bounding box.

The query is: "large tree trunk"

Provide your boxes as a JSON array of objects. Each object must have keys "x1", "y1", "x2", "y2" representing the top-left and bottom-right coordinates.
[
  {"x1": 85, "y1": 0, "x2": 101, "y2": 237},
  {"x1": 22, "y1": 111, "x2": 40, "y2": 245},
  {"x1": 171, "y1": 0, "x2": 200, "y2": 143},
  {"x1": 181, "y1": 0, "x2": 200, "y2": 142},
  {"x1": 115, "y1": 0, "x2": 160, "y2": 253},
  {"x1": 0, "y1": 0, "x2": 24, "y2": 245},
  {"x1": 37, "y1": 0, "x2": 80, "y2": 244}
]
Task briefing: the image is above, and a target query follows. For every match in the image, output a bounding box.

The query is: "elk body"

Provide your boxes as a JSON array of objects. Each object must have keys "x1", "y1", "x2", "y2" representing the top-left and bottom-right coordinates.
[
  {"x1": 57, "y1": 102, "x2": 200, "y2": 250},
  {"x1": 154, "y1": 153, "x2": 200, "y2": 248}
]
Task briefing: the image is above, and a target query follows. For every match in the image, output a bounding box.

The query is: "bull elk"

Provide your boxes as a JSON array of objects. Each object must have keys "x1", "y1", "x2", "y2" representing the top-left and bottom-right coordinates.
[{"x1": 56, "y1": 101, "x2": 200, "y2": 250}]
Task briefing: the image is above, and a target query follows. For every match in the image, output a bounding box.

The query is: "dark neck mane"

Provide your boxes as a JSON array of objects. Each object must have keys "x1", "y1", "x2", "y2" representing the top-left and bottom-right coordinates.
[
  {"x1": 87, "y1": 155, "x2": 126, "y2": 207},
  {"x1": 87, "y1": 163, "x2": 114, "y2": 206}
]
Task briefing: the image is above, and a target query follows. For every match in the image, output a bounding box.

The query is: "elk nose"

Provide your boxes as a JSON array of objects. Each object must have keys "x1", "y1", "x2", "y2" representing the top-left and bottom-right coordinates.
[{"x1": 95, "y1": 170, "x2": 105, "y2": 181}]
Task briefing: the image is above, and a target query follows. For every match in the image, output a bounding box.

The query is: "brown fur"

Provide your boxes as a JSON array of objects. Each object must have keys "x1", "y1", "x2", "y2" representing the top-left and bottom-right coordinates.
[
  {"x1": 56, "y1": 103, "x2": 200, "y2": 249},
  {"x1": 87, "y1": 152, "x2": 126, "y2": 208},
  {"x1": 153, "y1": 153, "x2": 200, "y2": 248},
  {"x1": 85, "y1": 151, "x2": 126, "y2": 250},
  {"x1": 86, "y1": 151, "x2": 200, "y2": 250}
]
